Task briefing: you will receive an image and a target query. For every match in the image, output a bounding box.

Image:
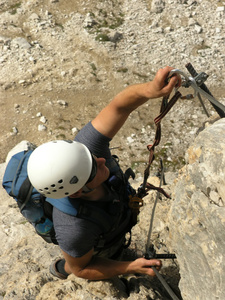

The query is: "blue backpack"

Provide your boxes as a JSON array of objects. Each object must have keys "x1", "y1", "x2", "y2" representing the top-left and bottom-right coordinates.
[
  {"x1": 2, "y1": 150, "x2": 58, "y2": 243},
  {"x1": 2, "y1": 149, "x2": 134, "y2": 247}
]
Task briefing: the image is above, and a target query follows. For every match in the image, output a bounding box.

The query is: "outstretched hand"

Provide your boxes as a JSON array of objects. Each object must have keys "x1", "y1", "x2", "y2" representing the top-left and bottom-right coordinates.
[{"x1": 146, "y1": 66, "x2": 181, "y2": 99}]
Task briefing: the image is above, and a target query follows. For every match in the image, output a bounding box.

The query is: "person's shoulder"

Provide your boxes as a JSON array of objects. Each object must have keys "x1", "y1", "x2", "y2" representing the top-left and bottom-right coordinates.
[
  {"x1": 52, "y1": 205, "x2": 101, "y2": 230},
  {"x1": 74, "y1": 122, "x2": 112, "y2": 158}
]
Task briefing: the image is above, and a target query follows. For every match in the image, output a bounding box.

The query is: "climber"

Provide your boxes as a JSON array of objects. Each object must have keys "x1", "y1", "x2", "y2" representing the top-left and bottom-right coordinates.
[{"x1": 27, "y1": 66, "x2": 181, "y2": 280}]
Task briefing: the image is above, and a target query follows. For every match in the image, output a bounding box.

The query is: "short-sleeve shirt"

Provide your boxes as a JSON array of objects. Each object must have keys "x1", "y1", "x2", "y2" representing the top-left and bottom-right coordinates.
[{"x1": 52, "y1": 122, "x2": 118, "y2": 258}]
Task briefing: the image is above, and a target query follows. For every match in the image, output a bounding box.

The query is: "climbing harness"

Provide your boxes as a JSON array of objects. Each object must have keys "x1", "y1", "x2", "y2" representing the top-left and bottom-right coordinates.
[{"x1": 132, "y1": 63, "x2": 225, "y2": 300}]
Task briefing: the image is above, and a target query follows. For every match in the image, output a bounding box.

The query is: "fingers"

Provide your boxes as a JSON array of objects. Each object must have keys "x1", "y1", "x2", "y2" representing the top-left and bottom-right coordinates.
[
  {"x1": 140, "y1": 258, "x2": 162, "y2": 270},
  {"x1": 145, "y1": 259, "x2": 162, "y2": 276},
  {"x1": 162, "y1": 68, "x2": 181, "y2": 94},
  {"x1": 146, "y1": 258, "x2": 162, "y2": 269},
  {"x1": 132, "y1": 258, "x2": 162, "y2": 277},
  {"x1": 161, "y1": 66, "x2": 181, "y2": 86},
  {"x1": 165, "y1": 75, "x2": 180, "y2": 92},
  {"x1": 145, "y1": 66, "x2": 181, "y2": 99},
  {"x1": 156, "y1": 66, "x2": 173, "y2": 83},
  {"x1": 168, "y1": 73, "x2": 182, "y2": 88},
  {"x1": 153, "y1": 66, "x2": 181, "y2": 95}
]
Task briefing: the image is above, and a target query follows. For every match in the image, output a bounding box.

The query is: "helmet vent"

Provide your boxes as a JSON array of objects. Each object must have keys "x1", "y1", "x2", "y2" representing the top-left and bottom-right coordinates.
[{"x1": 70, "y1": 176, "x2": 78, "y2": 184}]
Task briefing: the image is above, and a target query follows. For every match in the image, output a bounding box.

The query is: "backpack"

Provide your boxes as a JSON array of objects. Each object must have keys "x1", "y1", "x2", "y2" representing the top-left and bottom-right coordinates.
[
  {"x1": 2, "y1": 149, "x2": 58, "y2": 244},
  {"x1": 2, "y1": 147, "x2": 135, "y2": 248}
]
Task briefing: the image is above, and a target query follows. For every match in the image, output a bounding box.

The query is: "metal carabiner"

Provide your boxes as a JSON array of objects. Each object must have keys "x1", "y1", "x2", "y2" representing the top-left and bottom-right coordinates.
[
  {"x1": 169, "y1": 69, "x2": 225, "y2": 116},
  {"x1": 169, "y1": 68, "x2": 193, "y2": 92},
  {"x1": 168, "y1": 69, "x2": 196, "y2": 99}
]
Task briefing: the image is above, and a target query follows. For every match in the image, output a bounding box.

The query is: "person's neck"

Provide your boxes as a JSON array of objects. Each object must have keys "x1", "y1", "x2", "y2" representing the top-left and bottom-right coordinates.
[{"x1": 80, "y1": 184, "x2": 107, "y2": 201}]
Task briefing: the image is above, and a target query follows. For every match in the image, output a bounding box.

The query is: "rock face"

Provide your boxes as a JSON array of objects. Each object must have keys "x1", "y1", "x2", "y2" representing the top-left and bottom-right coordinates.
[
  {"x1": 0, "y1": 0, "x2": 225, "y2": 299},
  {"x1": 169, "y1": 119, "x2": 225, "y2": 300}
]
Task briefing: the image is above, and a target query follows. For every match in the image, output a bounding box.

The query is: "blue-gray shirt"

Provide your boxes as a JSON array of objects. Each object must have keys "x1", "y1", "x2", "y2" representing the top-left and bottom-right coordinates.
[{"x1": 53, "y1": 122, "x2": 117, "y2": 257}]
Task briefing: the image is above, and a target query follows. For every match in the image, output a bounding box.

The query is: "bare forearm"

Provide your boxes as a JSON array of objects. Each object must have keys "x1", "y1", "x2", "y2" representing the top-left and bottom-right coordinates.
[
  {"x1": 91, "y1": 82, "x2": 158, "y2": 139},
  {"x1": 109, "y1": 67, "x2": 180, "y2": 113},
  {"x1": 66, "y1": 257, "x2": 161, "y2": 280},
  {"x1": 112, "y1": 82, "x2": 154, "y2": 111},
  {"x1": 73, "y1": 257, "x2": 133, "y2": 280},
  {"x1": 92, "y1": 67, "x2": 180, "y2": 139}
]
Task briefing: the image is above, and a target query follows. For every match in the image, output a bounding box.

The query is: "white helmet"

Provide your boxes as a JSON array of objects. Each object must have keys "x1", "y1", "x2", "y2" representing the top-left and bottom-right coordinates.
[{"x1": 27, "y1": 140, "x2": 97, "y2": 199}]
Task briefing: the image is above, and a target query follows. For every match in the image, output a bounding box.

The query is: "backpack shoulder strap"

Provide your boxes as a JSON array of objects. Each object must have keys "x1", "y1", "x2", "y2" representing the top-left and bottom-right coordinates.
[
  {"x1": 46, "y1": 197, "x2": 78, "y2": 216},
  {"x1": 18, "y1": 177, "x2": 33, "y2": 211},
  {"x1": 76, "y1": 201, "x2": 113, "y2": 233},
  {"x1": 46, "y1": 197, "x2": 113, "y2": 233}
]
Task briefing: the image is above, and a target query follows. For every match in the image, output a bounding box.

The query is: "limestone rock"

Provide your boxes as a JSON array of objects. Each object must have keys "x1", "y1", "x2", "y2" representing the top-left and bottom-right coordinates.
[
  {"x1": 5, "y1": 140, "x2": 36, "y2": 163},
  {"x1": 11, "y1": 37, "x2": 31, "y2": 50},
  {"x1": 151, "y1": 0, "x2": 165, "y2": 13},
  {"x1": 169, "y1": 119, "x2": 225, "y2": 300},
  {"x1": 38, "y1": 124, "x2": 47, "y2": 131}
]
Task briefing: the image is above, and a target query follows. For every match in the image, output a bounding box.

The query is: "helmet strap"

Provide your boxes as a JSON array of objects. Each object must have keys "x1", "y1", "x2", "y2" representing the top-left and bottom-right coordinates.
[{"x1": 82, "y1": 185, "x2": 95, "y2": 194}]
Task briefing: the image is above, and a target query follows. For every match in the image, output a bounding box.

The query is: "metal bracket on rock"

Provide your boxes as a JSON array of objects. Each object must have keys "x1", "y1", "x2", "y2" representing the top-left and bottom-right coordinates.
[{"x1": 169, "y1": 63, "x2": 225, "y2": 118}]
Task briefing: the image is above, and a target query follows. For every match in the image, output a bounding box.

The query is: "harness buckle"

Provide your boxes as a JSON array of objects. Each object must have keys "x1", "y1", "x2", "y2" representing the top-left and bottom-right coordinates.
[{"x1": 128, "y1": 195, "x2": 143, "y2": 209}]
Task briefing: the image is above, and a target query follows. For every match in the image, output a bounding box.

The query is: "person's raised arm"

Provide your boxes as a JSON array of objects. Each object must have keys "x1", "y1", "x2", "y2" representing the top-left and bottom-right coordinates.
[{"x1": 92, "y1": 66, "x2": 180, "y2": 139}]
